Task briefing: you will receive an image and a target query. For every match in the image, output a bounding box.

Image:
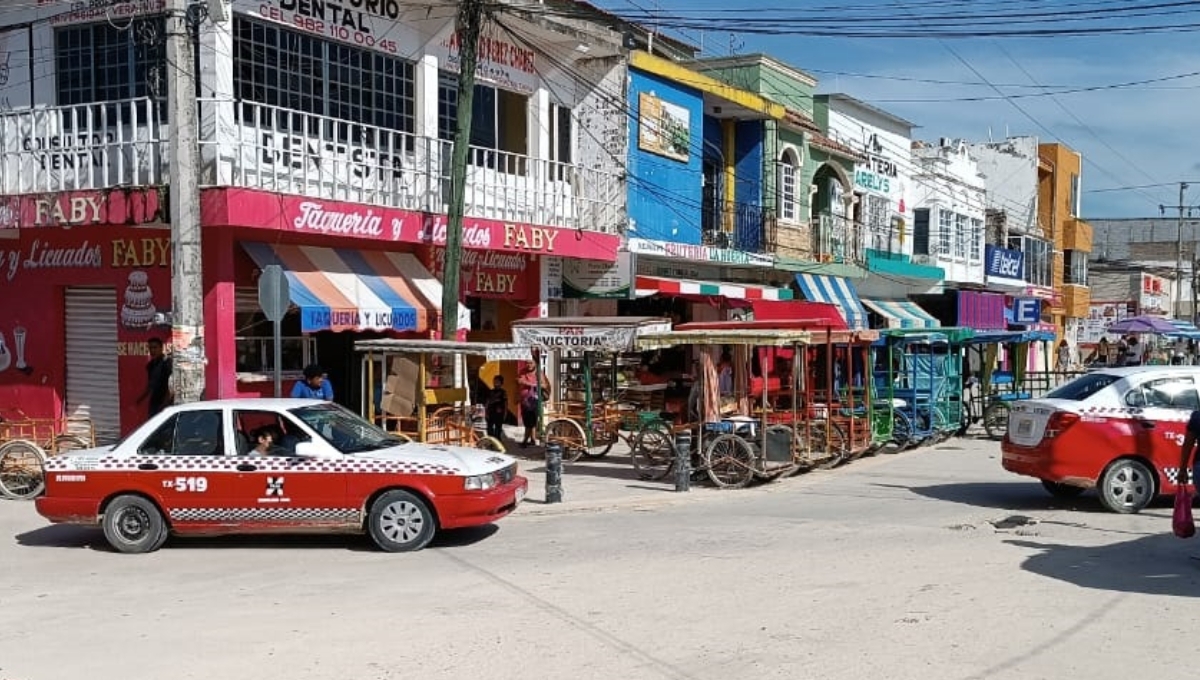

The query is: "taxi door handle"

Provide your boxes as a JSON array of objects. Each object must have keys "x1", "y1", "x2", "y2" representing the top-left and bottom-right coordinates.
[
  {"x1": 237, "y1": 463, "x2": 258, "y2": 472},
  {"x1": 137, "y1": 463, "x2": 159, "y2": 471},
  {"x1": 1136, "y1": 418, "x2": 1156, "y2": 429}
]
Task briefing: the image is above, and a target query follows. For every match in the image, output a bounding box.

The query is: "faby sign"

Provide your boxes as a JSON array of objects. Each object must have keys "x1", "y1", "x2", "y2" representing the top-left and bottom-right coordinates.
[
  {"x1": 423, "y1": 247, "x2": 533, "y2": 299},
  {"x1": 205, "y1": 188, "x2": 622, "y2": 261},
  {"x1": 0, "y1": 189, "x2": 163, "y2": 229},
  {"x1": 0, "y1": 231, "x2": 170, "y2": 282}
]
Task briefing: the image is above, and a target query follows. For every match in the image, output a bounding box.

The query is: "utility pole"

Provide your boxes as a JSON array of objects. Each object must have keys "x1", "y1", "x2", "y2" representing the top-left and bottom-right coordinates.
[
  {"x1": 166, "y1": 0, "x2": 206, "y2": 402},
  {"x1": 441, "y1": 0, "x2": 486, "y2": 340},
  {"x1": 1176, "y1": 182, "x2": 1187, "y2": 321}
]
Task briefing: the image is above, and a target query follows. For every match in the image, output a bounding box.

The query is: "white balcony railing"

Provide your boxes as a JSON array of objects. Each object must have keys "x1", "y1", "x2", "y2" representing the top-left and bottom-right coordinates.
[
  {"x1": 0, "y1": 98, "x2": 621, "y2": 234},
  {"x1": 199, "y1": 99, "x2": 621, "y2": 233},
  {"x1": 0, "y1": 98, "x2": 166, "y2": 194}
]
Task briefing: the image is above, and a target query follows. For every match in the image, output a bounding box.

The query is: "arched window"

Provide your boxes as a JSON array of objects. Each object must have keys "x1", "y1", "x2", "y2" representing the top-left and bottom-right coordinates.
[{"x1": 779, "y1": 149, "x2": 799, "y2": 222}]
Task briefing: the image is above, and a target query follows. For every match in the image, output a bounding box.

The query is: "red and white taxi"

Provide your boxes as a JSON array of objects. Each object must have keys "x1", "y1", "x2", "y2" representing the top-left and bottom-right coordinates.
[
  {"x1": 35, "y1": 399, "x2": 528, "y2": 553},
  {"x1": 1002, "y1": 366, "x2": 1200, "y2": 514}
]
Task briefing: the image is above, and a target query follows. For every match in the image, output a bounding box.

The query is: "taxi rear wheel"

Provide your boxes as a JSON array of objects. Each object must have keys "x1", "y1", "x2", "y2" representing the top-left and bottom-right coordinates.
[
  {"x1": 1097, "y1": 458, "x2": 1156, "y2": 514},
  {"x1": 367, "y1": 490, "x2": 437, "y2": 553},
  {"x1": 102, "y1": 495, "x2": 169, "y2": 554}
]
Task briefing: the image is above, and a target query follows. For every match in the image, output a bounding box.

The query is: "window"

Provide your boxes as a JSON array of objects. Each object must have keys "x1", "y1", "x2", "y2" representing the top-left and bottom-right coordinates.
[
  {"x1": 138, "y1": 411, "x2": 225, "y2": 457},
  {"x1": 1044, "y1": 372, "x2": 1118, "y2": 401},
  {"x1": 234, "y1": 288, "x2": 317, "y2": 377},
  {"x1": 1070, "y1": 173, "x2": 1081, "y2": 217},
  {"x1": 1124, "y1": 376, "x2": 1199, "y2": 410},
  {"x1": 233, "y1": 410, "x2": 311, "y2": 456},
  {"x1": 291, "y1": 403, "x2": 407, "y2": 454},
  {"x1": 779, "y1": 150, "x2": 798, "y2": 222},
  {"x1": 865, "y1": 195, "x2": 889, "y2": 250},
  {"x1": 55, "y1": 18, "x2": 166, "y2": 117},
  {"x1": 548, "y1": 102, "x2": 573, "y2": 181},
  {"x1": 969, "y1": 217, "x2": 983, "y2": 261},
  {"x1": 954, "y1": 213, "x2": 968, "y2": 258},
  {"x1": 1065, "y1": 249, "x2": 1088, "y2": 285},
  {"x1": 233, "y1": 18, "x2": 415, "y2": 140},
  {"x1": 1009, "y1": 235, "x2": 1052, "y2": 287},
  {"x1": 938, "y1": 209, "x2": 953, "y2": 256},
  {"x1": 913, "y1": 208, "x2": 931, "y2": 255},
  {"x1": 438, "y1": 71, "x2": 529, "y2": 169}
]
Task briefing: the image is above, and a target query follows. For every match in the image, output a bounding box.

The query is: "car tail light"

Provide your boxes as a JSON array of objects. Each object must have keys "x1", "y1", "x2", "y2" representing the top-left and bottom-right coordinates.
[{"x1": 1044, "y1": 412, "x2": 1080, "y2": 439}]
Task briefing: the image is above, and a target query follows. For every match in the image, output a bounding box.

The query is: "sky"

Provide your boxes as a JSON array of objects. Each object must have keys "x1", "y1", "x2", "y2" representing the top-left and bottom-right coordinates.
[{"x1": 598, "y1": 0, "x2": 1200, "y2": 219}]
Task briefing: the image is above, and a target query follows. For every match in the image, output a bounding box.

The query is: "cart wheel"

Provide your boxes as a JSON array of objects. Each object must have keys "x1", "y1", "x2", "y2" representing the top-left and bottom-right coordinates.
[
  {"x1": 890, "y1": 412, "x2": 914, "y2": 451},
  {"x1": 762, "y1": 424, "x2": 800, "y2": 478},
  {"x1": 814, "y1": 421, "x2": 848, "y2": 470},
  {"x1": 582, "y1": 421, "x2": 618, "y2": 459},
  {"x1": 474, "y1": 436, "x2": 507, "y2": 455},
  {"x1": 931, "y1": 408, "x2": 950, "y2": 443},
  {"x1": 52, "y1": 434, "x2": 90, "y2": 455},
  {"x1": 983, "y1": 402, "x2": 1011, "y2": 440},
  {"x1": 702, "y1": 434, "x2": 755, "y2": 489},
  {"x1": 631, "y1": 425, "x2": 675, "y2": 481},
  {"x1": 0, "y1": 439, "x2": 47, "y2": 500},
  {"x1": 544, "y1": 418, "x2": 587, "y2": 463}
]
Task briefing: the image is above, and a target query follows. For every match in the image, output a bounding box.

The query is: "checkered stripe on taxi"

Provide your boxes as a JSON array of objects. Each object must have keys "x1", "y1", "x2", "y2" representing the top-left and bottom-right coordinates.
[
  {"x1": 169, "y1": 507, "x2": 361, "y2": 523},
  {"x1": 1077, "y1": 406, "x2": 1191, "y2": 422},
  {"x1": 43, "y1": 456, "x2": 463, "y2": 475}
]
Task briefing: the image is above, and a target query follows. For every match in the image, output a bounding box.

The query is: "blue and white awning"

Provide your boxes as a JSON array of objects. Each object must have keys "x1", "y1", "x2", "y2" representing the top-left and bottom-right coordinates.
[
  {"x1": 794, "y1": 274, "x2": 868, "y2": 330},
  {"x1": 861, "y1": 298, "x2": 940, "y2": 329},
  {"x1": 1167, "y1": 318, "x2": 1200, "y2": 339}
]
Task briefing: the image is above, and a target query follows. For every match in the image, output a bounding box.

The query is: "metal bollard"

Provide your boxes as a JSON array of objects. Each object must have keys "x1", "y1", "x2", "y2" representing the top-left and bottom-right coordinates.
[
  {"x1": 674, "y1": 430, "x2": 691, "y2": 493},
  {"x1": 545, "y1": 442, "x2": 564, "y2": 504}
]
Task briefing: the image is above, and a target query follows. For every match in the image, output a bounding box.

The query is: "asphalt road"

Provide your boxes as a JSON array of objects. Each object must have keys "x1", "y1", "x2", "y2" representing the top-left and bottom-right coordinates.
[{"x1": 2, "y1": 439, "x2": 1196, "y2": 680}]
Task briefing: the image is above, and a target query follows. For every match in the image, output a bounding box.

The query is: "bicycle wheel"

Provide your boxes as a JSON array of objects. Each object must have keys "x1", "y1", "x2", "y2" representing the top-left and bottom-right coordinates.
[
  {"x1": 983, "y1": 402, "x2": 1011, "y2": 440},
  {"x1": 544, "y1": 418, "x2": 587, "y2": 463},
  {"x1": 582, "y1": 419, "x2": 618, "y2": 459},
  {"x1": 815, "y1": 420, "x2": 848, "y2": 470},
  {"x1": 0, "y1": 439, "x2": 47, "y2": 500},
  {"x1": 890, "y1": 412, "x2": 914, "y2": 451},
  {"x1": 474, "y1": 436, "x2": 507, "y2": 455},
  {"x1": 931, "y1": 408, "x2": 950, "y2": 443},
  {"x1": 702, "y1": 434, "x2": 755, "y2": 489},
  {"x1": 630, "y1": 425, "x2": 675, "y2": 481}
]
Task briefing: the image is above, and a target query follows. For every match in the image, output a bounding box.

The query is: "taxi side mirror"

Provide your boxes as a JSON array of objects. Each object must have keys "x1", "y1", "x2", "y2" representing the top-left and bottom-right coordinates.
[{"x1": 293, "y1": 441, "x2": 322, "y2": 459}]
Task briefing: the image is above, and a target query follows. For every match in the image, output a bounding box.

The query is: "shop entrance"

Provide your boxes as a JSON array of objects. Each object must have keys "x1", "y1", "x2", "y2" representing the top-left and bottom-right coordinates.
[{"x1": 64, "y1": 287, "x2": 120, "y2": 443}]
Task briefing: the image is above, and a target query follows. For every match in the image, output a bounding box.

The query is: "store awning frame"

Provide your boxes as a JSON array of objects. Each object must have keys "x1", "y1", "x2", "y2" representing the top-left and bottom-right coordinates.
[
  {"x1": 635, "y1": 275, "x2": 794, "y2": 301},
  {"x1": 861, "y1": 298, "x2": 940, "y2": 330},
  {"x1": 242, "y1": 242, "x2": 450, "y2": 334},
  {"x1": 793, "y1": 274, "x2": 868, "y2": 330}
]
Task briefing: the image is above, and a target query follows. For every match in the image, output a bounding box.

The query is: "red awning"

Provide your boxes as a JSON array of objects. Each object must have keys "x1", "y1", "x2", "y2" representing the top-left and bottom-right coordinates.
[{"x1": 749, "y1": 301, "x2": 848, "y2": 330}]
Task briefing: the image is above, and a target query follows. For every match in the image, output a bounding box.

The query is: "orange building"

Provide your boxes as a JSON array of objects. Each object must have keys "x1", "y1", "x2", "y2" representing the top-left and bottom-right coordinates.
[{"x1": 1037, "y1": 143, "x2": 1094, "y2": 343}]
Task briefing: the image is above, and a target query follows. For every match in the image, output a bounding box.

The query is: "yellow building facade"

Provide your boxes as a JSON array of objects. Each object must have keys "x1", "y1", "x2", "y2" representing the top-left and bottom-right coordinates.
[{"x1": 1037, "y1": 143, "x2": 1094, "y2": 342}]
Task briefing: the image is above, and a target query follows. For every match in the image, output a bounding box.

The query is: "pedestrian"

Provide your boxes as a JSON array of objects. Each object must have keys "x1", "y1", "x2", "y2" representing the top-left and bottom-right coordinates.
[
  {"x1": 485, "y1": 375, "x2": 508, "y2": 441},
  {"x1": 291, "y1": 363, "x2": 334, "y2": 401},
  {"x1": 1124, "y1": 336, "x2": 1142, "y2": 366},
  {"x1": 135, "y1": 337, "x2": 173, "y2": 419},
  {"x1": 517, "y1": 361, "x2": 546, "y2": 448},
  {"x1": 1055, "y1": 340, "x2": 1072, "y2": 372},
  {"x1": 1176, "y1": 409, "x2": 1200, "y2": 499}
]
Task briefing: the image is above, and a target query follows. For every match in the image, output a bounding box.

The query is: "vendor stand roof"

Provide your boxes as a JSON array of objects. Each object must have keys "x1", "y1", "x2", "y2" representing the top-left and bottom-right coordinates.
[
  {"x1": 672, "y1": 320, "x2": 878, "y2": 345},
  {"x1": 637, "y1": 327, "x2": 814, "y2": 350},
  {"x1": 354, "y1": 339, "x2": 532, "y2": 362}
]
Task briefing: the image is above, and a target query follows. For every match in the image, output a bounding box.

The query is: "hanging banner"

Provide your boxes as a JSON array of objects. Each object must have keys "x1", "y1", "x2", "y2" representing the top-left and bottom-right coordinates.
[
  {"x1": 562, "y1": 253, "x2": 633, "y2": 299},
  {"x1": 424, "y1": 22, "x2": 539, "y2": 95},
  {"x1": 513, "y1": 320, "x2": 671, "y2": 352},
  {"x1": 241, "y1": 0, "x2": 420, "y2": 57}
]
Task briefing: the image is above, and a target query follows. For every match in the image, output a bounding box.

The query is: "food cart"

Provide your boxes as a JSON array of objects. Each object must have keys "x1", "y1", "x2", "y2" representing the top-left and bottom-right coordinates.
[
  {"x1": 960, "y1": 329, "x2": 1056, "y2": 439},
  {"x1": 355, "y1": 339, "x2": 532, "y2": 453},
  {"x1": 510, "y1": 317, "x2": 673, "y2": 463},
  {"x1": 874, "y1": 328, "x2": 973, "y2": 449}
]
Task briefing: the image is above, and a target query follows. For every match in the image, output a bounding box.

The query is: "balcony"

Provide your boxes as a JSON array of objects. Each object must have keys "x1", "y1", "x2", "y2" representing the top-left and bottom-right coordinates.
[
  {"x1": 1062, "y1": 283, "x2": 1090, "y2": 318},
  {"x1": 813, "y1": 213, "x2": 865, "y2": 266},
  {"x1": 1062, "y1": 218, "x2": 1093, "y2": 252},
  {"x1": 701, "y1": 200, "x2": 773, "y2": 253},
  {"x1": 0, "y1": 98, "x2": 166, "y2": 193},
  {"x1": 0, "y1": 98, "x2": 623, "y2": 235}
]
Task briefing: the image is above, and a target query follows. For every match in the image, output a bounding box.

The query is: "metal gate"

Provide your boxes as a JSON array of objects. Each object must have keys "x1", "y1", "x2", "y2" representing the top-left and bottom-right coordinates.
[{"x1": 65, "y1": 287, "x2": 120, "y2": 444}]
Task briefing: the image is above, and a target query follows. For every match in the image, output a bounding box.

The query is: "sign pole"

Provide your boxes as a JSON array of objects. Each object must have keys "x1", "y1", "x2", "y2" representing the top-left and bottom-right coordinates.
[
  {"x1": 273, "y1": 317, "x2": 283, "y2": 398},
  {"x1": 257, "y1": 264, "x2": 290, "y2": 398}
]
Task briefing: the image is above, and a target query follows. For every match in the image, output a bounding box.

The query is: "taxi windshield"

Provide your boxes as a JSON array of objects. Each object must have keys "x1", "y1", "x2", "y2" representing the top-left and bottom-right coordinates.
[{"x1": 290, "y1": 403, "x2": 408, "y2": 454}]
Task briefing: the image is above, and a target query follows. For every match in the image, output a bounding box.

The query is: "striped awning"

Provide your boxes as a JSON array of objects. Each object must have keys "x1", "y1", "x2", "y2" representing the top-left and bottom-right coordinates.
[
  {"x1": 635, "y1": 276, "x2": 794, "y2": 301},
  {"x1": 1168, "y1": 319, "x2": 1200, "y2": 339},
  {"x1": 862, "y1": 298, "x2": 940, "y2": 329},
  {"x1": 242, "y1": 243, "x2": 447, "y2": 334},
  {"x1": 794, "y1": 274, "x2": 868, "y2": 330}
]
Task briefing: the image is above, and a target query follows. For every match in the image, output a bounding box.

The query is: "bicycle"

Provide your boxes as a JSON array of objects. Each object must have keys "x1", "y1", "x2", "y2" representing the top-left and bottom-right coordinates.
[{"x1": 0, "y1": 409, "x2": 95, "y2": 499}]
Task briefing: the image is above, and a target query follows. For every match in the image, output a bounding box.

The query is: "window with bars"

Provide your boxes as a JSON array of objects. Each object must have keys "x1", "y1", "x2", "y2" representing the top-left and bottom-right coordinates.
[
  {"x1": 938, "y1": 209, "x2": 953, "y2": 255},
  {"x1": 55, "y1": 18, "x2": 167, "y2": 119},
  {"x1": 954, "y1": 213, "x2": 968, "y2": 258},
  {"x1": 779, "y1": 151, "x2": 798, "y2": 222},
  {"x1": 233, "y1": 18, "x2": 414, "y2": 144},
  {"x1": 1065, "y1": 249, "x2": 1088, "y2": 285},
  {"x1": 438, "y1": 71, "x2": 530, "y2": 171},
  {"x1": 969, "y1": 217, "x2": 983, "y2": 261}
]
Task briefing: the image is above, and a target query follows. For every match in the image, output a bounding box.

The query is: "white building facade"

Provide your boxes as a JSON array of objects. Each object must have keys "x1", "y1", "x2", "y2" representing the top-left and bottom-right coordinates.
[{"x1": 910, "y1": 138, "x2": 987, "y2": 285}]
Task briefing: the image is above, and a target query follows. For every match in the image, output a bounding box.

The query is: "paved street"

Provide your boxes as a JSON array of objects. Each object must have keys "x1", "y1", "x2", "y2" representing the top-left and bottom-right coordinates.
[{"x1": 2, "y1": 439, "x2": 1196, "y2": 680}]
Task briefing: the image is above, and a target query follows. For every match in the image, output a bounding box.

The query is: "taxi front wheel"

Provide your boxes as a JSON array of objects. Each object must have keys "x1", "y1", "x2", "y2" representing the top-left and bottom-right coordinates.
[
  {"x1": 102, "y1": 495, "x2": 169, "y2": 554},
  {"x1": 367, "y1": 490, "x2": 437, "y2": 552}
]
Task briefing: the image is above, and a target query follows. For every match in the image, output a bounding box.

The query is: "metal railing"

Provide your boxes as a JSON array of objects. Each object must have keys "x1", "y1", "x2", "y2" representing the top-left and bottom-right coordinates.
[
  {"x1": 199, "y1": 99, "x2": 622, "y2": 233},
  {"x1": 0, "y1": 98, "x2": 166, "y2": 193},
  {"x1": 701, "y1": 201, "x2": 773, "y2": 253},
  {"x1": 813, "y1": 213, "x2": 865, "y2": 265}
]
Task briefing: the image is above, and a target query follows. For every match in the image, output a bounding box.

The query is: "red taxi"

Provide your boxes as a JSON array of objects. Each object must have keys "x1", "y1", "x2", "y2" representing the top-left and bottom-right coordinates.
[
  {"x1": 34, "y1": 399, "x2": 528, "y2": 553},
  {"x1": 1002, "y1": 366, "x2": 1200, "y2": 513}
]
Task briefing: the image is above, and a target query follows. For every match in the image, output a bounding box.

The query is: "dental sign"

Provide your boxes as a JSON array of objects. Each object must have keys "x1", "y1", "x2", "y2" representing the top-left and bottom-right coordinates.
[
  {"x1": 247, "y1": 0, "x2": 420, "y2": 57},
  {"x1": 985, "y1": 245, "x2": 1024, "y2": 280}
]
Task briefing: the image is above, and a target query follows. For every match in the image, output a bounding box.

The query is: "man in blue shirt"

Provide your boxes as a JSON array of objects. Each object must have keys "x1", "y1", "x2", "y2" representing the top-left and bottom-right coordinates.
[{"x1": 292, "y1": 364, "x2": 334, "y2": 401}]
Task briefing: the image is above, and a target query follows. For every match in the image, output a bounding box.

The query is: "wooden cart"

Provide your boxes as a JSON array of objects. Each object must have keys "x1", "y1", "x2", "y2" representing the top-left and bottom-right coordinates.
[{"x1": 0, "y1": 408, "x2": 95, "y2": 499}]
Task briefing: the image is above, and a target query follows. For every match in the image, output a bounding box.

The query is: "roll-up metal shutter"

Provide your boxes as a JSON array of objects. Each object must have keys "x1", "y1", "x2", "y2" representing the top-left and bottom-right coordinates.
[{"x1": 64, "y1": 287, "x2": 120, "y2": 444}]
